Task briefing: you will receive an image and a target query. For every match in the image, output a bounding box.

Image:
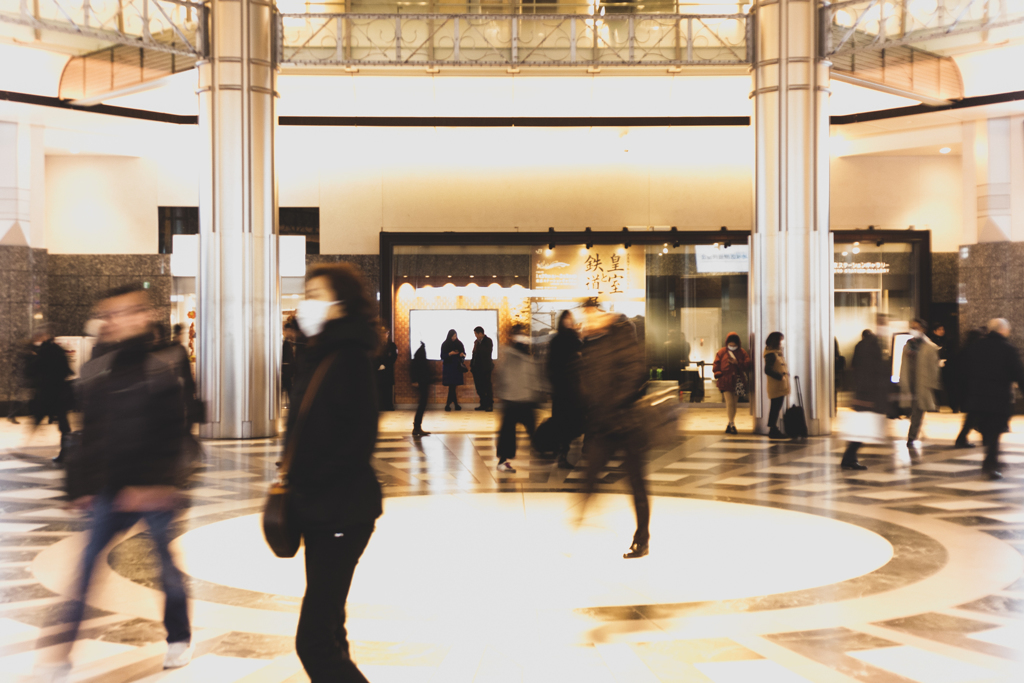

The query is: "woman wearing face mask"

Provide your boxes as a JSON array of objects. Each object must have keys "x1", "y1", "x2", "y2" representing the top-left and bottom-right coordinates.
[
  {"x1": 713, "y1": 332, "x2": 751, "y2": 434},
  {"x1": 440, "y1": 329, "x2": 466, "y2": 411},
  {"x1": 763, "y1": 332, "x2": 789, "y2": 439},
  {"x1": 289, "y1": 263, "x2": 382, "y2": 683}
]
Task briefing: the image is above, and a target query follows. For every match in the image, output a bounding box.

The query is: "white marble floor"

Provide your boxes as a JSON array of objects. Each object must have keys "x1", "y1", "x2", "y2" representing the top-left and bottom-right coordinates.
[{"x1": 2, "y1": 410, "x2": 1024, "y2": 682}]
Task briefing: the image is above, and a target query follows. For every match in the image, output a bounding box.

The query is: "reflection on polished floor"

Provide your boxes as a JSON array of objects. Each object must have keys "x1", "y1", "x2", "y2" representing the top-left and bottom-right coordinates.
[{"x1": 2, "y1": 410, "x2": 1024, "y2": 682}]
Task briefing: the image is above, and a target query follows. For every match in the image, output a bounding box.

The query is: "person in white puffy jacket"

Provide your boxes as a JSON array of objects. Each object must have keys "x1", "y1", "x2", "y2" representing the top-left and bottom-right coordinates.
[{"x1": 494, "y1": 324, "x2": 546, "y2": 473}]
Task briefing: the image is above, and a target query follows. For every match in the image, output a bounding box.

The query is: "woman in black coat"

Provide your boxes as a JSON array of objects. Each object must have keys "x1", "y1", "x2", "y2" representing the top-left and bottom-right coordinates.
[
  {"x1": 288, "y1": 263, "x2": 382, "y2": 683},
  {"x1": 547, "y1": 310, "x2": 584, "y2": 467},
  {"x1": 440, "y1": 329, "x2": 466, "y2": 411}
]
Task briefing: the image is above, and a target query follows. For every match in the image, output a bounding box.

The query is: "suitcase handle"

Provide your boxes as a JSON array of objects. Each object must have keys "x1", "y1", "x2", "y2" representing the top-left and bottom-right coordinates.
[{"x1": 794, "y1": 375, "x2": 803, "y2": 409}]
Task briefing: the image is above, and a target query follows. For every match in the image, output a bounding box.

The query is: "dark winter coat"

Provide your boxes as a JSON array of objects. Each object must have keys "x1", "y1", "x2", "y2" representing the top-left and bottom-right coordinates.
[
  {"x1": 965, "y1": 331, "x2": 1024, "y2": 416},
  {"x1": 287, "y1": 316, "x2": 383, "y2": 531},
  {"x1": 440, "y1": 331, "x2": 466, "y2": 387},
  {"x1": 29, "y1": 340, "x2": 73, "y2": 411},
  {"x1": 72, "y1": 336, "x2": 187, "y2": 498},
  {"x1": 410, "y1": 343, "x2": 432, "y2": 386},
  {"x1": 580, "y1": 315, "x2": 646, "y2": 437},
  {"x1": 851, "y1": 332, "x2": 889, "y2": 413},
  {"x1": 471, "y1": 335, "x2": 494, "y2": 374},
  {"x1": 548, "y1": 328, "x2": 585, "y2": 436}
]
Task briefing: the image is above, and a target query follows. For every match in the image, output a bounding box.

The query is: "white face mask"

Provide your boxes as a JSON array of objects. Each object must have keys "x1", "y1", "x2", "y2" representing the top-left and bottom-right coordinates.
[
  {"x1": 727, "y1": 344, "x2": 738, "y2": 351},
  {"x1": 296, "y1": 299, "x2": 338, "y2": 338}
]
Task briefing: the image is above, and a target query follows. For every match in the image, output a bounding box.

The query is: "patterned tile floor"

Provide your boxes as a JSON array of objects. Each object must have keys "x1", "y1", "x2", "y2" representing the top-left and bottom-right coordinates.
[{"x1": 1, "y1": 409, "x2": 1024, "y2": 682}]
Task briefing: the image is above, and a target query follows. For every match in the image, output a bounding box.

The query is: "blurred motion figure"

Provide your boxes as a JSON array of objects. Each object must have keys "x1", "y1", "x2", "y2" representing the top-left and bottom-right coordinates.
[
  {"x1": 494, "y1": 324, "x2": 545, "y2": 473},
  {"x1": 38, "y1": 284, "x2": 192, "y2": 682},
  {"x1": 547, "y1": 310, "x2": 584, "y2": 468},
  {"x1": 578, "y1": 301, "x2": 651, "y2": 559}
]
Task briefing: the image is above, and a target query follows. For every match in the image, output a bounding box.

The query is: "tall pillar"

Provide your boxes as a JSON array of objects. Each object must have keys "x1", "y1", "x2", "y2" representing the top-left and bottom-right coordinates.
[
  {"x1": 197, "y1": 0, "x2": 280, "y2": 439},
  {"x1": 751, "y1": 0, "x2": 833, "y2": 435},
  {"x1": 958, "y1": 116, "x2": 1024, "y2": 351}
]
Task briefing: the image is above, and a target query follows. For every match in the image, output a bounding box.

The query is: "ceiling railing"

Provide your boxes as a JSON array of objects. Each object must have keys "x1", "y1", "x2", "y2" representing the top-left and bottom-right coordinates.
[{"x1": 277, "y1": 12, "x2": 751, "y2": 66}]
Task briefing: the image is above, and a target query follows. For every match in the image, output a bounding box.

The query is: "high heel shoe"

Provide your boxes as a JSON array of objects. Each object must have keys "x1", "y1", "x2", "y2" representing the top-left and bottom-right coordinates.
[{"x1": 623, "y1": 541, "x2": 649, "y2": 559}]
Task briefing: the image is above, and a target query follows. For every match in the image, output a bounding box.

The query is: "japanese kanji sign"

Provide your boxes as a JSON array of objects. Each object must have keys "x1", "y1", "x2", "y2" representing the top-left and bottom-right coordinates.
[{"x1": 531, "y1": 245, "x2": 645, "y2": 302}]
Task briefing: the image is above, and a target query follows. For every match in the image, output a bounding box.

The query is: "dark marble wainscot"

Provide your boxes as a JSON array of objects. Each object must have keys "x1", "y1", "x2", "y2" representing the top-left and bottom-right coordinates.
[
  {"x1": 47, "y1": 254, "x2": 172, "y2": 337},
  {"x1": 958, "y1": 242, "x2": 1024, "y2": 350},
  {"x1": 0, "y1": 246, "x2": 47, "y2": 405}
]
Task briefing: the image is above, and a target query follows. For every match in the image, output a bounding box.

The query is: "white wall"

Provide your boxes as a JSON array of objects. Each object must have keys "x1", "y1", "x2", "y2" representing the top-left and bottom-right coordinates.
[
  {"x1": 281, "y1": 124, "x2": 755, "y2": 254},
  {"x1": 46, "y1": 155, "x2": 158, "y2": 254},
  {"x1": 830, "y1": 155, "x2": 963, "y2": 252}
]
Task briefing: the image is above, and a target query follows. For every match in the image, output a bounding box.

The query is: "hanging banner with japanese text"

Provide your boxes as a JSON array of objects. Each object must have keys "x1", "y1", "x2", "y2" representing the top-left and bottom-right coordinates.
[{"x1": 531, "y1": 245, "x2": 646, "y2": 302}]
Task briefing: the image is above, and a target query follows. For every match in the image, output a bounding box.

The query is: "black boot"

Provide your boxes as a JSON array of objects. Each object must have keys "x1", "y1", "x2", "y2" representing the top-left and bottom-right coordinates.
[
  {"x1": 840, "y1": 443, "x2": 867, "y2": 470},
  {"x1": 768, "y1": 427, "x2": 785, "y2": 440}
]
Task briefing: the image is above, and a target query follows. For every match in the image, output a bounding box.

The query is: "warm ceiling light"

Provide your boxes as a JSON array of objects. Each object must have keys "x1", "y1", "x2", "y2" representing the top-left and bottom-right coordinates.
[
  {"x1": 842, "y1": 251, "x2": 848, "y2": 256},
  {"x1": 447, "y1": 275, "x2": 452, "y2": 278},
  {"x1": 469, "y1": 275, "x2": 474, "y2": 278},
  {"x1": 424, "y1": 275, "x2": 430, "y2": 278},
  {"x1": 940, "y1": 147, "x2": 951, "y2": 154},
  {"x1": 853, "y1": 242, "x2": 859, "y2": 246},
  {"x1": 852, "y1": 247, "x2": 861, "y2": 254}
]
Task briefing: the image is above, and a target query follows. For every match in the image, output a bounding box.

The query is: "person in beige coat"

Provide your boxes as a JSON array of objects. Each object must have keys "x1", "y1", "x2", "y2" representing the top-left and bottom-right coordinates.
[
  {"x1": 763, "y1": 332, "x2": 790, "y2": 440},
  {"x1": 899, "y1": 318, "x2": 941, "y2": 448}
]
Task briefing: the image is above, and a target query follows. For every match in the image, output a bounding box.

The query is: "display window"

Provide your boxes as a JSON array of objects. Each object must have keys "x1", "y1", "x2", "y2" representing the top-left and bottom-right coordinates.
[{"x1": 383, "y1": 232, "x2": 752, "y2": 405}]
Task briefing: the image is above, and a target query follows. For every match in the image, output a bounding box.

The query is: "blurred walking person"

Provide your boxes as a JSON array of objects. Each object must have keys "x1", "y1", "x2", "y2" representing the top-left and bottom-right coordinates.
[
  {"x1": 36, "y1": 285, "x2": 191, "y2": 683},
  {"x1": 713, "y1": 332, "x2": 751, "y2": 434},
  {"x1": 548, "y1": 310, "x2": 584, "y2": 468},
  {"x1": 411, "y1": 341, "x2": 432, "y2": 437},
  {"x1": 26, "y1": 325, "x2": 73, "y2": 464},
  {"x1": 964, "y1": 318, "x2": 1024, "y2": 480},
  {"x1": 440, "y1": 329, "x2": 466, "y2": 411},
  {"x1": 900, "y1": 318, "x2": 941, "y2": 449},
  {"x1": 762, "y1": 332, "x2": 789, "y2": 439},
  {"x1": 840, "y1": 329, "x2": 888, "y2": 470},
  {"x1": 288, "y1": 263, "x2": 382, "y2": 683},
  {"x1": 578, "y1": 301, "x2": 650, "y2": 559},
  {"x1": 494, "y1": 325, "x2": 544, "y2": 472},
  {"x1": 471, "y1": 326, "x2": 494, "y2": 412},
  {"x1": 951, "y1": 327, "x2": 986, "y2": 448}
]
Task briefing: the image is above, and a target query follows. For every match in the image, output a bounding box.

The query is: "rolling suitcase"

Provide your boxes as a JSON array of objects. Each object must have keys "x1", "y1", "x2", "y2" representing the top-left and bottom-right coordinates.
[{"x1": 783, "y1": 376, "x2": 808, "y2": 441}]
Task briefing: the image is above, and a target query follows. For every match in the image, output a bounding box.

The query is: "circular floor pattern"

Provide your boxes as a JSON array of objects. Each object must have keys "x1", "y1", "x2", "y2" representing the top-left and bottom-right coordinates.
[{"x1": 173, "y1": 493, "x2": 894, "y2": 618}]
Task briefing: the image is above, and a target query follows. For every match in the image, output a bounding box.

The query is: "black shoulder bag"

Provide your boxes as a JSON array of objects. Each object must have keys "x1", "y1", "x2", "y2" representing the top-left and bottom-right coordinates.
[{"x1": 263, "y1": 352, "x2": 338, "y2": 558}]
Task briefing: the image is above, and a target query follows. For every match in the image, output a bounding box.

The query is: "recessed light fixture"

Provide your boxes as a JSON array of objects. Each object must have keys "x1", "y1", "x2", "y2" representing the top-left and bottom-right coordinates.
[
  {"x1": 940, "y1": 147, "x2": 951, "y2": 154},
  {"x1": 425, "y1": 275, "x2": 430, "y2": 278},
  {"x1": 469, "y1": 275, "x2": 474, "y2": 278},
  {"x1": 447, "y1": 275, "x2": 452, "y2": 278}
]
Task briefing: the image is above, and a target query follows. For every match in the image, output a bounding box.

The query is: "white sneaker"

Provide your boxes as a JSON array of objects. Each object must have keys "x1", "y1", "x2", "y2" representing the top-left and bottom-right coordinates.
[
  {"x1": 497, "y1": 460, "x2": 516, "y2": 473},
  {"x1": 33, "y1": 661, "x2": 71, "y2": 683},
  {"x1": 164, "y1": 641, "x2": 194, "y2": 669}
]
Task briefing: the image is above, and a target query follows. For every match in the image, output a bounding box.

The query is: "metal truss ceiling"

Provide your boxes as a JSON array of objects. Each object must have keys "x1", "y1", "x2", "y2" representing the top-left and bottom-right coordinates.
[
  {"x1": 277, "y1": 13, "x2": 751, "y2": 67},
  {"x1": 0, "y1": 0, "x2": 206, "y2": 57}
]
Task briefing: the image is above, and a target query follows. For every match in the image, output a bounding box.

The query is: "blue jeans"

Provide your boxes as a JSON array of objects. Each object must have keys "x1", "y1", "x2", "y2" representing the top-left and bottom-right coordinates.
[{"x1": 65, "y1": 494, "x2": 191, "y2": 644}]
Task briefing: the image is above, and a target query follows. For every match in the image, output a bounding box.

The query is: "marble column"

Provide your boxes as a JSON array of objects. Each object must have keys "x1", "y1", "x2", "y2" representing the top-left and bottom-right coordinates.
[
  {"x1": 959, "y1": 116, "x2": 1024, "y2": 349},
  {"x1": 196, "y1": 0, "x2": 280, "y2": 439},
  {"x1": 750, "y1": 0, "x2": 833, "y2": 435}
]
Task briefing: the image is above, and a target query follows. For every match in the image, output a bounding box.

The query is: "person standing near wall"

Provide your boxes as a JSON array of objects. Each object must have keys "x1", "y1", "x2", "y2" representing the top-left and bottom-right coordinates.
[
  {"x1": 762, "y1": 332, "x2": 789, "y2": 440},
  {"x1": 952, "y1": 327, "x2": 987, "y2": 448},
  {"x1": 288, "y1": 263, "x2": 382, "y2": 683},
  {"x1": 411, "y1": 341, "x2": 432, "y2": 438},
  {"x1": 440, "y1": 329, "x2": 466, "y2": 412},
  {"x1": 471, "y1": 326, "x2": 494, "y2": 412},
  {"x1": 900, "y1": 318, "x2": 941, "y2": 449},
  {"x1": 713, "y1": 332, "x2": 750, "y2": 435},
  {"x1": 964, "y1": 318, "x2": 1024, "y2": 480},
  {"x1": 26, "y1": 325, "x2": 73, "y2": 464}
]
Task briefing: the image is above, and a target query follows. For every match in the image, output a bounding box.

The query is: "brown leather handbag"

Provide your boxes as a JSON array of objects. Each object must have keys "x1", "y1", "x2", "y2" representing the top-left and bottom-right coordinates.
[{"x1": 263, "y1": 352, "x2": 338, "y2": 558}]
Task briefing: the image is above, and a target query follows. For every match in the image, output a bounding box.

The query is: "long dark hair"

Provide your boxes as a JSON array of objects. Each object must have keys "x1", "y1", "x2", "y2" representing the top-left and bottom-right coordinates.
[
  {"x1": 557, "y1": 310, "x2": 576, "y2": 333},
  {"x1": 765, "y1": 331, "x2": 783, "y2": 350}
]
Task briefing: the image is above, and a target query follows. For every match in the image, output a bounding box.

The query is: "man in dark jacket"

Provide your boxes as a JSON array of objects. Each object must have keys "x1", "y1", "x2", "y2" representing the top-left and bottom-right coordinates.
[
  {"x1": 471, "y1": 326, "x2": 494, "y2": 411},
  {"x1": 38, "y1": 285, "x2": 191, "y2": 681},
  {"x1": 26, "y1": 325, "x2": 73, "y2": 461},
  {"x1": 964, "y1": 318, "x2": 1024, "y2": 480},
  {"x1": 578, "y1": 301, "x2": 650, "y2": 559},
  {"x1": 411, "y1": 341, "x2": 432, "y2": 437}
]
